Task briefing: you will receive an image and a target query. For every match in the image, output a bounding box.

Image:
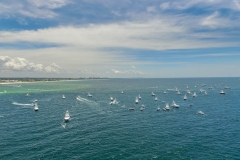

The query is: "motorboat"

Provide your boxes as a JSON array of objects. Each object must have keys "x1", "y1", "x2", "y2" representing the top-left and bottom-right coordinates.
[
  {"x1": 62, "y1": 95, "x2": 65, "y2": 99},
  {"x1": 128, "y1": 108, "x2": 134, "y2": 111},
  {"x1": 163, "y1": 91, "x2": 166, "y2": 94},
  {"x1": 220, "y1": 90, "x2": 225, "y2": 94},
  {"x1": 198, "y1": 111, "x2": 204, "y2": 115},
  {"x1": 151, "y1": 92, "x2": 155, "y2": 96},
  {"x1": 184, "y1": 94, "x2": 187, "y2": 100},
  {"x1": 76, "y1": 95, "x2": 81, "y2": 100},
  {"x1": 87, "y1": 93, "x2": 92, "y2": 97},
  {"x1": 140, "y1": 106, "x2": 145, "y2": 111},
  {"x1": 171, "y1": 100, "x2": 179, "y2": 108},
  {"x1": 155, "y1": 97, "x2": 158, "y2": 101},
  {"x1": 64, "y1": 110, "x2": 70, "y2": 121},
  {"x1": 34, "y1": 103, "x2": 38, "y2": 111},
  {"x1": 157, "y1": 107, "x2": 160, "y2": 111},
  {"x1": 135, "y1": 97, "x2": 139, "y2": 104}
]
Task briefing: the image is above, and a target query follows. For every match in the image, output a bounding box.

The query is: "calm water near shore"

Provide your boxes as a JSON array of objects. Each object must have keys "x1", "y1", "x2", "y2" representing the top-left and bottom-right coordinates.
[{"x1": 0, "y1": 78, "x2": 240, "y2": 159}]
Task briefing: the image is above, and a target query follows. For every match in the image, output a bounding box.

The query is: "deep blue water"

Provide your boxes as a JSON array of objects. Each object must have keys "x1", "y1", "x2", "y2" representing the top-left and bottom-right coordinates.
[{"x1": 0, "y1": 78, "x2": 240, "y2": 159}]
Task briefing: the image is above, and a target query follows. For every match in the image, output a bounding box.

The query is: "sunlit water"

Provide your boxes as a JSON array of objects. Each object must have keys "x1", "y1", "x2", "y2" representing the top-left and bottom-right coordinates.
[{"x1": 0, "y1": 78, "x2": 240, "y2": 159}]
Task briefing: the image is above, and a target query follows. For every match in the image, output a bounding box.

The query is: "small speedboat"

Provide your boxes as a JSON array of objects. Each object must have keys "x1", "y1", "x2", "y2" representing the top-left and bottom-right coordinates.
[
  {"x1": 64, "y1": 110, "x2": 70, "y2": 121},
  {"x1": 155, "y1": 97, "x2": 158, "y2": 101},
  {"x1": 87, "y1": 93, "x2": 92, "y2": 97},
  {"x1": 198, "y1": 111, "x2": 204, "y2": 115},
  {"x1": 157, "y1": 107, "x2": 160, "y2": 111},
  {"x1": 220, "y1": 90, "x2": 225, "y2": 94},
  {"x1": 128, "y1": 108, "x2": 134, "y2": 111},
  {"x1": 34, "y1": 103, "x2": 38, "y2": 111}
]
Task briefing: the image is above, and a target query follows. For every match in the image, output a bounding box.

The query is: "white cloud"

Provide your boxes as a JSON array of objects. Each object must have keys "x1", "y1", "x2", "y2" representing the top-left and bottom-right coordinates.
[
  {"x1": 45, "y1": 63, "x2": 61, "y2": 73},
  {"x1": 0, "y1": 56, "x2": 61, "y2": 73},
  {"x1": 146, "y1": 6, "x2": 156, "y2": 12},
  {"x1": 111, "y1": 69, "x2": 145, "y2": 75}
]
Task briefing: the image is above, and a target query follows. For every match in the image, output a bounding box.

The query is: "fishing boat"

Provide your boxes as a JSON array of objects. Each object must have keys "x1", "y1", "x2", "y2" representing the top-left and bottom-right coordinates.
[
  {"x1": 171, "y1": 100, "x2": 179, "y2": 108},
  {"x1": 184, "y1": 94, "x2": 187, "y2": 100},
  {"x1": 64, "y1": 110, "x2": 70, "y2": 121},
  {"x1": 34, "y1": 103, "x2": 38, "y2": 111},
  {"x1": 220, "y1": 90, "x2": 225, "y2": 94}
]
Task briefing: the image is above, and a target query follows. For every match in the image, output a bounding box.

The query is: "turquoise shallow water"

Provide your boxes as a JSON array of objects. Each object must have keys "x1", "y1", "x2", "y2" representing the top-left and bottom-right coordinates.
[{"x1": 0, "y1": 78, "x2": 240, "y2": 159}]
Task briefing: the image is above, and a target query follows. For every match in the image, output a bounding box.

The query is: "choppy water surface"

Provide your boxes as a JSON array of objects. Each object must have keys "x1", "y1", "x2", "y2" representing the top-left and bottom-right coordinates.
[{"x1": 0, "y1": 78, "x2": 240, "y2": 159}]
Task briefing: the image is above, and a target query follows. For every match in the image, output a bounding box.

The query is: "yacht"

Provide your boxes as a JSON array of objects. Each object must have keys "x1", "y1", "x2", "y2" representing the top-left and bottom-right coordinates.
[
  {"x1": 34, "y1": 103, "x2": 38, "y2": 111},
  {"x1": 135, "y1": 97, "x2": 139, "y2": 104},
  {"x1": 220, "y1": 90, "x2": 225, "y2": 94},
  {"x1": 151, "y1": 92, "x2": 155, "y2": 96},
  {"x1": 198, "y1": 111, "x2": 204, "y2": 115},
  {"x1": 155, "y1": 97, "x2": 158, "y2": 101},
  {"x1": 87, "y1": 93, "x2": 92, "y2": 97},
  {"x1": 62, "y1": 95, "x2": 65, "y2": 99},
  {"x1": 64, "y1": 110, "x2": 70, "y2": 122},
  {"x1": 184, "y1": 94, "x2": 187, "y2": 100},
  {"x1": 192, "y1": 92, "x2": 197, "y2": 97},
  {"x1": 171, "y1": 100, "x2": 179, "y2": 108}
]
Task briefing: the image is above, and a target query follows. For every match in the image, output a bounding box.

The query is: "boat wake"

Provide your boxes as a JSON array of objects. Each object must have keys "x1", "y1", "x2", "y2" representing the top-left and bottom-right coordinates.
[
  {"x1": 76, "y1": 96, "x2": 98, "y2": 105},
  {"x1": 0, "y1": 90, "x2": 7, "y2": 94},
  {"x1": 12, "y1": 102, "x2": 34, "y2": 106},
  {"x1": 61, "y1": 122, "x2": 67, "y2": 128}
]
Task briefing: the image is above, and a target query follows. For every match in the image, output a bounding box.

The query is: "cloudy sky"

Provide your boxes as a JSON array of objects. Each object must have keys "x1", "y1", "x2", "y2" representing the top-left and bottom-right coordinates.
[{"x1": 0, "y1": 0, "x2": 240, "y2": 78}]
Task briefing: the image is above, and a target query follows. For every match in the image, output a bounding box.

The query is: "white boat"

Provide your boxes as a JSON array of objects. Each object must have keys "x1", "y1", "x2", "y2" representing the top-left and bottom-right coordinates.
[
  {"x1": 165, "y1": 103, "x2": 170, "y2": 110},
  {"x1": 62, "y1": 95, "x2": 65, "y2": 99},
  {"x1": 186, "y1": 90, "x2": 191, "y2": 94},
  {"x1": 177, "y1": 91, "x2": 181, "y2": 95},
  {"x1": 110, "y1": 98, "x2": 118, "y2": 105},
  {"x1": 34, "y1": 103, "x2": 38, "y2": 111},
  {"x1": 192, "y1": 92, "x2": 197, "y2": 97},
  {"x1": 163, "y1": 91, "x2": 166, "y2": 94},
  {"x1": 128, "y1": 108, "x2": 134, "y2": 111},
  {"x1": 184, "y1": 94, "x2": 187, "y2": 100},
  {"x1": 121, "y1": 90, "x2": 124, "y2": 94},
  {"x1": 64, "y1": 110, "x2": 70, "y2": 121},
  {"x1": 140, "y1": 106, "x2": 145, "y2": 111},
  {"x1": 151, "y1": 92, "x2": 155, "y2": 96},
  {"x1": 26, "y1": 93, "x2": 29, "y2": 97},
  {"x1": 87, "y1": 93, "x2": 92, "y2": 97},
  {"x1": 76, "y1": 95, "x2": 81, "y2": 100},
  {"x1": 138, "y1": 95, "x2": 141, "y2": 100},
  {"x1": 198, "y1": 111, "x2": 204, "y2": 115},
  {"x1": 224, "y1": 86, "x2": 231, "y2": 89},
  {"x1": 34, "y1": 99, "x2": 38, "y2": 102},
  {"x1": 157, "y1": 107, "x2": 160, "y2": 111},
  {"x1": 171, "y1": 100, "x2": 179, "y2": 108},
  {"x1": 155, "y1": 97, "x2": 158, "y2": 101},
  {"x1": 110, "y1": 97, "x2": 114, "y2": 101},
  {"x1": 220, "y1": 90, "x2": 225, "y2": 94},
  {"x1": 135, "y1": 97, "x2": 139, "y2": 104}
]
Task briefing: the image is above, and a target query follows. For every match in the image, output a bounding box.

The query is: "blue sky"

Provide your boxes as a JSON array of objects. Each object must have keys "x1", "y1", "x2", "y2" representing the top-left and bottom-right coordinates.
[{"x1": 0, "y1": 0, "x2": 240, "y2": 78}]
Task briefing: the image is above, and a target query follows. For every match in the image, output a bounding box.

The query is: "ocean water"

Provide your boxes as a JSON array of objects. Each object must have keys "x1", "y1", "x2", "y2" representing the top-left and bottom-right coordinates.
[{"x1": 0, "y1": 78, "x2": 240, "y2": 159}]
